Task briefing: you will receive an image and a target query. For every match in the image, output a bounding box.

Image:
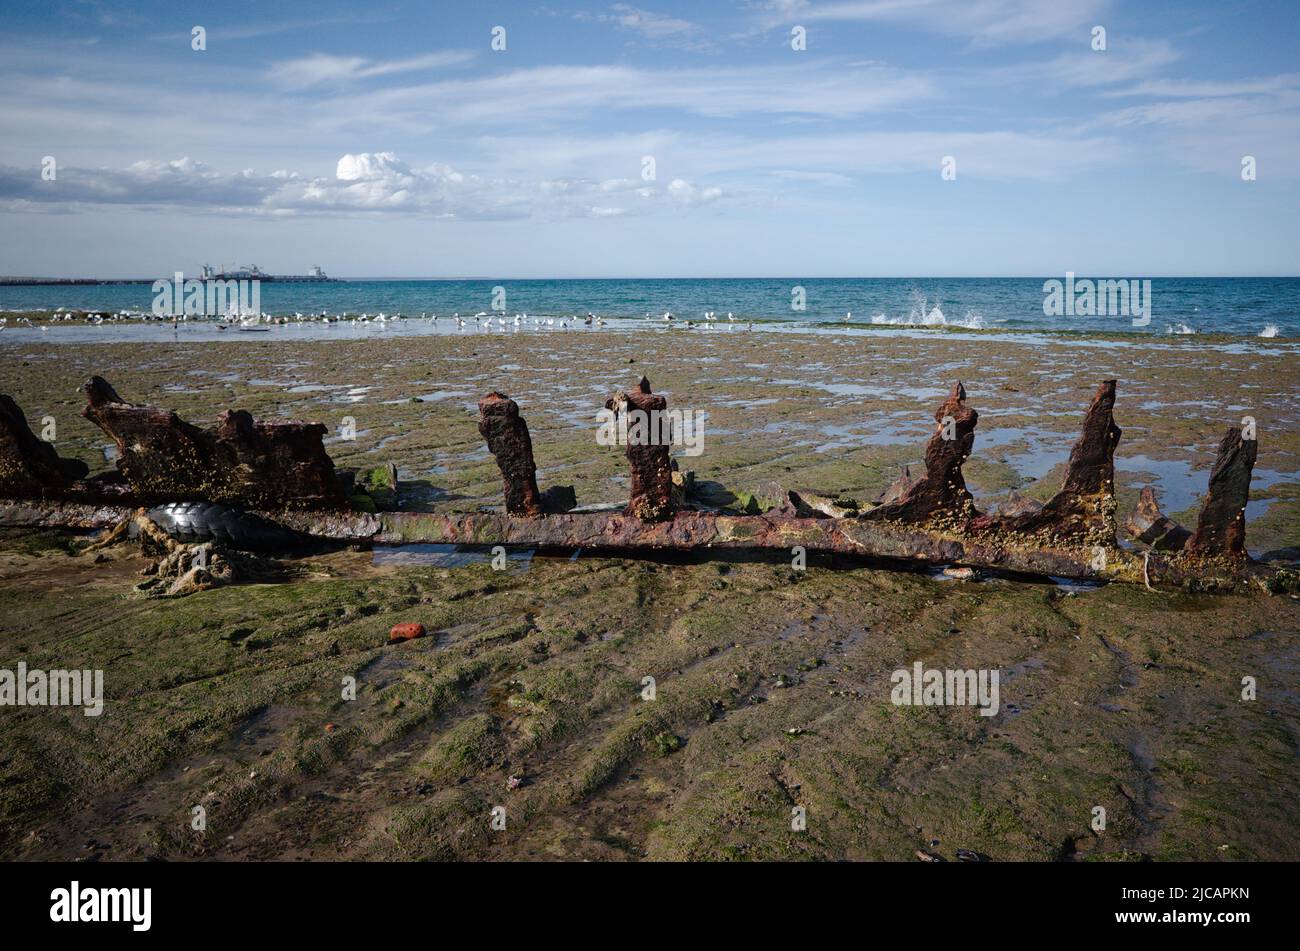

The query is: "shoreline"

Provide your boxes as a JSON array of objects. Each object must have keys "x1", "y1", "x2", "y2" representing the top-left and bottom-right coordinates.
[{"x1": 2, "y1": 311, "x2": 1296, "y2": 347}]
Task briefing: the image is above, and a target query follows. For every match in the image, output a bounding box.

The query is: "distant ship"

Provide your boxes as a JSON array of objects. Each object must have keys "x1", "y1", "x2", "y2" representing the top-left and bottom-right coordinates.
[{"x1": 200, "y1": 263, "x2": 336, "y2": 283}]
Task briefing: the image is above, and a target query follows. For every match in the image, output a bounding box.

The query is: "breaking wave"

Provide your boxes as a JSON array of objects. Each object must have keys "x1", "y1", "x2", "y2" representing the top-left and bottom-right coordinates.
[{"x1": 866, "y1": 292, "x2": 986, "y2": 329}]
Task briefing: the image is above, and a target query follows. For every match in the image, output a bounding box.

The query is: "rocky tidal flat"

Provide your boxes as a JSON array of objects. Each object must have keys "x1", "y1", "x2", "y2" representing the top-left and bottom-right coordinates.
[{"x1": 0, "y1": 330, "x2": 1296, "y2": 861}]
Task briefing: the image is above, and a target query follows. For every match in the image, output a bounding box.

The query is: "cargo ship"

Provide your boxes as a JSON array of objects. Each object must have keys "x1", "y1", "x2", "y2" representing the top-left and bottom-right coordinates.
[{"x1": 199, "y1": 263, "x2": 337, "y2": 283}]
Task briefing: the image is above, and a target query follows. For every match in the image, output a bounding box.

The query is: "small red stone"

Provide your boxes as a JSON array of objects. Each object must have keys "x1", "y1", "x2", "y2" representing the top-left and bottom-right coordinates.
[{"x1": 388, "y1": 622, "x2": 426, "y2": 644}]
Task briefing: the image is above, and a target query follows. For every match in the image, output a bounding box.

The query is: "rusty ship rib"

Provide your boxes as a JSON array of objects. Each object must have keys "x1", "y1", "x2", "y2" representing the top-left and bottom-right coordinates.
[{"x1": 0, "y1": 374, "x2": 1279, "y2": 591}]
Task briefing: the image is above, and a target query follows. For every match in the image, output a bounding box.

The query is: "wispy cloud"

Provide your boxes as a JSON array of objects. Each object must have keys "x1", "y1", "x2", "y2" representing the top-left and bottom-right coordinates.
[
  {"x1": 752, "y1": 0, "x2": 1110, "y2": 44},
  {"x1": 149, "y1": 13, "x2": 392, "y2": 43},
  {"x1": 982, "y1": 38, "x2": 1179, "y2": 90},
  {"x1": 268, "y1": 50, "x2": 477, "y2": 88},
  {"x1": 573, "y1": 3, "x2": 715, "y2": 50},
  {"x1": 333, "y1": 61, "x2": 937, "y2": 128}
]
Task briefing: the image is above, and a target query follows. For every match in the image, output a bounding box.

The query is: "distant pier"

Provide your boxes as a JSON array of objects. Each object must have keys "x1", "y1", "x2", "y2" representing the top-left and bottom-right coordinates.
[{"x1": 0, "y1": 275, "x2": 337, "y2": 286}]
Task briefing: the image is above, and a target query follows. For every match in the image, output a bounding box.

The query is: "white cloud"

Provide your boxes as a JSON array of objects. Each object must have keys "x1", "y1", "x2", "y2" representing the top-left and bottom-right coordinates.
[
  {"x1": 574, "y1": 4, "x2": 713, "y2": 49},
  {"x1": 338, "y1": 61, "x2": 936, "y2": 128},
  {"x1": 667, "y1": 178, "x2": 723, "y2": 204},
  {"x1": 984, "y1": 38, "x2": 1179, "y2": 90},
  {"x1": 0, "y1": 152, "x2": 729, "y2": 220},
  {"x1": 268, "y1": 50, "x2": 476, "y2": 88}
]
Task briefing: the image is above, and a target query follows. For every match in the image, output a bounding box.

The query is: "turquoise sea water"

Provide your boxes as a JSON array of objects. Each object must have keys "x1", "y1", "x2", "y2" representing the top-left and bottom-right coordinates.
[{"x1": 2, "y1": 277, "x2": 1297, "y2": 338}]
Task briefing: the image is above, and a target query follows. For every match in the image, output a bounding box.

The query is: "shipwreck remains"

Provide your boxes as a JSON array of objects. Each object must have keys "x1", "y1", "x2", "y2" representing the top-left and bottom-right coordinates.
[
  {"x1": 0, "y1": 393, "x2": 89, "y2": 494},
  {"x1": 0, "y1": 373, "x2": 1280, "y2": 591},
  {"x1": 81, "y1": 376, "x2": 345, "y2": 510}
]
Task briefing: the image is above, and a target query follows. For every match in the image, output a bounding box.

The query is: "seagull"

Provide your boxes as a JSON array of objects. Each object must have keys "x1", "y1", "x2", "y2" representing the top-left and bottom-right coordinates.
[{"x1": 843, "y1": 311, "x2": 852, "y2": 322}]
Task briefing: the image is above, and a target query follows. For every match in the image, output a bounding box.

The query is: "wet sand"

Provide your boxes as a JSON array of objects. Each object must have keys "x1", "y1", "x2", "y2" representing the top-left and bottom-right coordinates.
[{"x1": 0, "y1": 329, "x2": 1297, "y2": 860}]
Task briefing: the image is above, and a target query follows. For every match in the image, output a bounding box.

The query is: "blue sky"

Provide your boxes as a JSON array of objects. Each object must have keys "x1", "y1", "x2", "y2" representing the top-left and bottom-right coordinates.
[{"x1": 0, "y1": 0, "x2": 1297, "y2": 277}]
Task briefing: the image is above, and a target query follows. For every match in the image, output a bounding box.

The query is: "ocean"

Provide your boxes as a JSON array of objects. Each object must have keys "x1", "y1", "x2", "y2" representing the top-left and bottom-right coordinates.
[{"x1": 2, "y1": 276, "x2": 1296, "y2": 340}]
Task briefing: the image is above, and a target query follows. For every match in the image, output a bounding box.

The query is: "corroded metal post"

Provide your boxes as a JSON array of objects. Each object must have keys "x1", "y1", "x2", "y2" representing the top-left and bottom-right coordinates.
[
  {"x1": 972, "y1": 379, "x2": 1121, "y2": 546},
  {"x1": 607, "y1": 376, "x2": 674, "y2": 521},
  {"x1": 1185, "y1": 427, "x2": 1257, "y2": 561},
  {"x1": 478, "y1": 391, "x2": 544, "y2": 516}
]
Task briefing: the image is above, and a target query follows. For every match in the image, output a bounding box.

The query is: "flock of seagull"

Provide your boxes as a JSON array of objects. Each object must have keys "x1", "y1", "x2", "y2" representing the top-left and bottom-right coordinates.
[{"x1": 0, "y1": 308, "x2": 773, "y2": 333}]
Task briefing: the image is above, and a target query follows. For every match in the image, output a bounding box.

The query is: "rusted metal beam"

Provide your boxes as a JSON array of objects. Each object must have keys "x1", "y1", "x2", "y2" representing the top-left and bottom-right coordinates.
[{"x1": 0, "y1": 498, "x2": 1271, "y2": 591}]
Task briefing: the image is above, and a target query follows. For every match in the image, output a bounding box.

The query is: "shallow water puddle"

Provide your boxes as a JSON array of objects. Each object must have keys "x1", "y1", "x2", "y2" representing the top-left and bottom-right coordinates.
[{"x1": 372, "y1": 543, "x2": 534, "y2": 572}]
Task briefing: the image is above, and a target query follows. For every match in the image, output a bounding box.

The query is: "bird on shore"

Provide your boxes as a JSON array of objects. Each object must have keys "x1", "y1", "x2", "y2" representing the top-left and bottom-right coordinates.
[{"x1": 843, "y1": 311, "x2": 852, "y2": 322}]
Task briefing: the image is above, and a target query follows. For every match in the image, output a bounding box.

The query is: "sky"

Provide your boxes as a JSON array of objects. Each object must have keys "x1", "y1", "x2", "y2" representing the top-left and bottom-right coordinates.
[{"x1": 0, "y1": 0, "x2": 1297, "y2": 278}]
